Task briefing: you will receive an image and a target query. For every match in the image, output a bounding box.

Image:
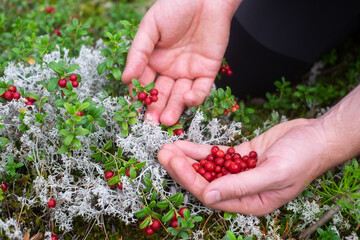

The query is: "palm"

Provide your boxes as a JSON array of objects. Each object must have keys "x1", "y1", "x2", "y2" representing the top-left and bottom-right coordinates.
[
  {"x1": 122, "y1": 0, "x2": 233, "y2": 125},
  {"x1": 158, "y1": 119, "x2": 327, "y2": 216}
]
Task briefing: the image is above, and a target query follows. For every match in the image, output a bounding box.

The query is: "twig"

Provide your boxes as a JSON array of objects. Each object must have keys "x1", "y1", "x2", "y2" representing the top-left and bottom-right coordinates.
[
  {"x1": 17, "y1": 203, "x2": 24, "y2": 227},
  {"x1": 83, "y1": 219, "x2": 96, "y2": 240},
  {"x1": 201, "y1": 211, "x2": 213, "y2": 232},
  {"x1": 100, "y1": 214, "x2": 109, "y2": 240}
]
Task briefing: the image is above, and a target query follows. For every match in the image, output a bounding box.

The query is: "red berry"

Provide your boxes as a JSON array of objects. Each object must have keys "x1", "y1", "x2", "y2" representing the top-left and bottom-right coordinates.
[
  {"x1": 224, "y1": 160, "x2": 232, "y2": 170},
  {"x1": 144, "y1": 97, "x2": 152, "y2": 105},
  {"x1": 211, "y1": 146, "x2": 219, "y2": 155},
  {"x1": 58, "y1": 79, "x2": 67, "y2": 88},
  {"x1": 47, "y1": 199, "x2": 56, "y2": 208},
  {"x1": 72, "y1": 80, "x2": 79, "y2": 88},
  {"x1": 107, "y1": 180, "x2": 116, "y2": 188},
  {"x1": 150, "y1": 88, "x2": 158, "y2": 96},
  {"x1": 171, "y1": 220, "x2": 178, "y2": 228},
  {"x1": 215, "y1": 165, "x2": 222, "y2": 173},
  {"x1": 0, "y1": 183, "x2": 8, "y2": 192},
  {"x1": 239, "y1": 160, "x2": 248, "y2": 169},
  {"x1": 46, "y1": 7, "x2": 55, "y2": 13},
  {"x1": 227, "y1": 147, "x2": 235, "y2": 155},
  {"x1": 3, "y1": 91, "x2": 13, "y2": 101},
  {"x1": 224, "y1": 64, "x2": 231, "y2": 70},
  {"x1": 76, "y1": 111, "x2": 83, "y2": 116},
  {"x1": 104, "y1": 170, "x2": 114, "y2": 180},
  {"x1": 171, "y1": 212, "x2": 177, "y2": 221},
  {"x1": 223, "y1": 109, "x2": 229, "y2": 115},
  {"x1": 13, "y1": 92, "x2": 20, "y2": 100},
  {"x1": 203, "y1": 172, "x2": 214, "y2": 182},
  {"x1": 235, "y1": 104, "x2": 240, "y2": 109},
  {"x1": 150, "y1": 219, "x2": 161, "y2": 230},
  {"x1": 26, "y1": 97, "x2": 36, "y2": 102},
  {"x1": 145, "y1": 227, "x2": 155, "y2": 236},
  {"x1": 117, "y1": 182, "x2": 123, "y2": 190},
  {"x1": 216, "y1": 150, "x2": 225, "y2": 158},
  {"x1": 206, "y1": 154, "x2": 214, "y2": 161},
  {"x1": 53, "y1": 29, "x2": 61, "y2": 36},
  {"x1": 233, "y1": 153, "x2": 241, "y2": 160},
  {"x1": 224, "y1": 154, "x2": 232, "y2": 161},
  {"x1": 192, "y1": 163, "x2": 201, "y2": 172},
  {"x1": 220, "y1": 67, "x2": 226, "y2": 74},
  {"x1": 200, "y1": 159, "x2": 207, "y2": 167},
  {"x1": 214, "y1": 158, "x2": 224, "y2": 166},
  {"x1": 51, "y1": 234, "x2": 58, "y2": 240},
  {"x1": 179, "y1": 207, "x2": 188, "y2": 217},
  {"x1": 242, "y1": 155, "x2": 249, "y2": 161},
  {"x1": 125, "y1": 168, "x2": 130, "y2": 178},
  {"x1": 150, "y1": 95, "x2": 158, "y2": 103},
  {"x1": 228, "y1": 162, "x2": 240, "y2": 173},
  {"x1": 175, "y1": 129, "x2": 184, "y2": 136},
  {"x1": 138, "y1": 92, "x2": 147, "y2": 101},
  {"x1": 249, "y1": 151, "x2": 258, "y2": 158},
  {"x1": 204, "y1": 161, "x2": 215, "y2": 172},
  {"x1": 69, "y1": 74, "x2": 77, "y2": 81},
  {"x1": 231, "y1": 106, "x2": 237, "y2": 112},
  {"x1": 247, "y1": 158, "x2": 257, "y2": 168},
  {"x1": 216, "y1": 173, "x2": 223, "y2": 178},
  {"x1": 8, "y1": 85, "x2": 17, "y2": 92},
  {"x1": 25, "y1": 101, "x2": 33, "y2": 106},
  {"x1": 226, "y1": 69, "x2": 233, "y2": 76},
  {"x1": 198, "y1": 168, "x2": 206, "y2": 175}
]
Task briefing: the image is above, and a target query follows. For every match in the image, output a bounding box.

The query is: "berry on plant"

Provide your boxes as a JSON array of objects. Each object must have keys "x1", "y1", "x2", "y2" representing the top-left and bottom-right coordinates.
[
  {"x1": 150, "y1": 219, "x2": 161, "y2": 230},
  {"x1": 144, "y1": 97, "x2": 152, "y2": 105},
  {"x1": 72, "y1": 80, "x2": 79, "y2": 88},
  {"x1": 150, "y1": 88, "x2": 158, "y2": 96},
  {"x1": 13, "y1": 92, "x2": 21, "y2": 99},
  {"x1": 76, "y1": 111, "x2": 83, "y2": 116},
  {"x1": 47, "y1": 199, "x2": 56, "y2": 208},
  {"x1": 0, "y1": 182, "x2": 8, "y2": 192},
  {"x1": 8, "y1": 85, "x2": 16, "y2": 92},
  {"x1": 171, "y1": 220, "x2": 178, "y2": 228},
  {"x1": 178, "y1": 207, "x2": 188, "y2": 218},
  {"x1": 117, "y1": 182, "x2": 123, "y2": 190},
  {"x1": 51, "y1": 234, "x2": 58, "y2": 240},
  {"x1": 145, "y1": 227, "x2": 155, "y2": 236},
  {"x1": 58, "y1": 79, "x2": 67, "y2": 88},
  {"x1": 69, "y1": 74, "x2": 77, "y2": 81},
  {"x1": 53, "y1": 29, "x2": 62, "y2": 36},
  {"x1": 104, "y1": 170, "x2": 114, "y2": 180},
  {"x1": 137, "y1": 92, "x2": 147, "y2": 101}
]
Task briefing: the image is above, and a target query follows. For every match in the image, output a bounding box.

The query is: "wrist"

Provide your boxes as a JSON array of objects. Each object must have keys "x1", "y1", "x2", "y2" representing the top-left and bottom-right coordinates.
[{"x1": 222, "y1": 0, "x2": 243, "y2": 17}]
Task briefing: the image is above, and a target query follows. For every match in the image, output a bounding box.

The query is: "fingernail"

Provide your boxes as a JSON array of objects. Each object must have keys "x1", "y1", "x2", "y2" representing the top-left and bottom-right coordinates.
[{"x1": 205, "y1": 190, "x2": 221, "y2": 205}]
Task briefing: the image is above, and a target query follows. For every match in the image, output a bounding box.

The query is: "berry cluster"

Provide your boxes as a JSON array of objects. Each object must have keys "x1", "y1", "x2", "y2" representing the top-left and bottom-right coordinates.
[
  {"x1": 58, "y1": 74, "x2": 79, "y2": 88},
  {"x1": 139, "y1": 216, "x2": 161, "y2": 236},
  {"x1": 192, "y1": 146, "x2": 258, "y2": 182},
  {"x1": 223, "y1": 103, "x2": 239, "y2": 115},
  {"x1": 1, "y1": 85, "x2": 21, "y2": 102},
  {"x1": 169, "y1": 207, "x2": 187, "y2": 229},
  {"x1": 0, "y1": 182, "x2": 8, "y2": 192},
  {"x1": 137, "y1": 88, "x2": 158, "y2": 105},
  {"x1": 219, "y1": 64, "x2": 233, "y2": 77},
  {"x1": 104, "y1": 170, "x2": 123, "y2": 190}
]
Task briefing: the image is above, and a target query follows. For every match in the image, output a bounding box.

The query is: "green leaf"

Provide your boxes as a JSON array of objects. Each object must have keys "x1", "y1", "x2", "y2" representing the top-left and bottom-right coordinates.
[
  {"x1": 97, "y1": 62, "x2": 107, "y2": 75},
  {"x1": 63, "y1": 134, "x2": 74, "y2": 146},
  {"x1": 192, "y1": 216, "x2": 202, "y2": 222},
  {"x1": 143, "y1": 177, "x2": 152, "y2": 187},
  {"x1": 140, "y1": 216, "x2": 150, "y2": 230},
  {"x1": 106, "y1": 57, "x2": 114, "y2": 69},
  {"x1": 167, "y1": 227, "x2": 180, "y2": 235},
  {"x1": 108, "y1": 176, "x2": 120, "y2": 186},
  {"x1": 128, "y1": 118, "x2": 139, "y2": 125},
  {"x1": 130, "y1": 100, "x2": 142, "y2": 109},
  {"x1": 72, "y1": 18, "x2": 79, "y2": 27},
  {"x1": 148, "y1": 200, "x2": 156, "y2": 209},
  {"x1": 66, "y1": 64, "x2": 79, "y2": 73},
  {"x1": 47, "y1": 78, "x2": 59, "y2": 92},
  {"x1": 75, "y1": 127, "x2": 90, "y2": 136},
  {"x1": 179, "y1": 231, "x2": 189, "y2": 239},
  {"x1": 169, "y1": 193, "x2": 184, "y2": 207},
  {"x1": 131, "y1": 79, "x2": 141, "y2": 89},
  {"x1": 72, "y1": 138, "x2": 82, "y2": 150},
  {"x1": 183, "y1": 209, "x2": 190, "y2": 221},
  {"x1": 111, "y1": 68, "x2": 122, "y2": 80},
  {"x1": 157, "y1": 201, "x2": 169, "y2": 210},
  {"x1": 162, "y1": 209, "x2": 175, "y2": 222},
  {"x1": 226, "y1": 231, "x2": 237, "y2": 240},
  {"x1": 63, "y1": 103, "x2": 74, "y2": 115},
  {"x1": 129, "y1": 166, "x2": 136, "y2": 179},
  {"x1": 134, "y1": 161, "x2": 146, "y2": 169},
  {"x1": 57, "y1": 145, "x2": 68, "y2": 154},
  {"x1": 144, "y1": 82, "x2": 155, "y2": 92},
  {"x1": 121, "y1": 129, "x2": 128, "y2": 137},
  {"x1": 59, "y1": 129, "x2": 72, "y2": 136}
]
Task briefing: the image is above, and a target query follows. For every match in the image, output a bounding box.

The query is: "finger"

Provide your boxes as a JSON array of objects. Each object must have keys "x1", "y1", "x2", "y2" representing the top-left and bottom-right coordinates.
[
  {"x1": 122, "y1": 12, "x2": 159, "y2": 84},
  {"x1": 159, "y1": 78, "x2": 193, "y2": 126},
  {"x1": 145, "y1": 75, "x2": 175, "y2": 123},
  {"x1": 183, "y1": 77, "x2": 214, "y2": 107},
  {"x1": 202, "y1": 164, "x2": 282, "y2": 206}
]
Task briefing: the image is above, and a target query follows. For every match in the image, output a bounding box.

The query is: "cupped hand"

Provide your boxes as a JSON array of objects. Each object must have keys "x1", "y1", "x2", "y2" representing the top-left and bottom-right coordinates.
[
  {"x1": 158, "y1": 118, "x2": 331, "y2": 216},
  {"x1": 122, "y1": 0, "x2": 235, "y2": 126}
]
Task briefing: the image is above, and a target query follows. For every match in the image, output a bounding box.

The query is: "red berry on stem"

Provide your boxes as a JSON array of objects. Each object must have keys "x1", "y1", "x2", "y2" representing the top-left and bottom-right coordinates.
[
  {"x1": 3, "y1": 91, "x2": 13, "y2": 101},
  {"x1": 117, "y1": 182, "x2": 123, "y2": 190},
  {"x1": 226, "y1": 69, "x2": 233, "y2": 77},
  {"x1": 76, "y1": 111, "x2": 83, "y2": 116},
  {"x1": 171, "y1": 212, "x2": 177, "y2": 221},
  {"x1": 249, "y1": 151, "x2": 258, "y2": 158},
  {"x1": 179, "y1": 207, "x2": 188, "y2": 217},
  {"x1": 138, "y1": 92, "x2": 147, "y2": 101},
  {"x1": 144, "y1": 97, "x2": 152, "y2": 105},
  {"x1": 69, "y1": 74, "x2": 77, "y2": 81},
  {"x1": 150, "y1": 219, "x2": 161, "y2": 230},
  {"x1": 231, "y1": 106, "x2": 237, "y2": 112},
  {"x1": 58, "y1": 79, "x2": 67, "y2": 88},
  {"x1": 72, "y1": 80, "x2": 79, "y2": 88},
  {"x1": 225, "y1": 64, "x2": 231, "y2": 70},
  {"x1": 0, "y1": 183, "x2": 8, "y2": 191},
  {"x1": 125, "y1": 168, "x2": 130, "y2": 178},
  {"x1": 223, "y1": 109, "x2": 229, "y2": 115},
  {"x1": 26, "y1": 97, "x2": 36, "y2": 102},
  {"x1": 235, "y1": 104, "x2": 240, "y2": 109},
  {"x1": 8, "y1": 85, "x2": 16, "y2": 92},
  {"x1": 51, "y1": 234, "x2": 58, "y2": 240},
  {"x1": 175, "y1": 129, "x2": 184, "y2": 136},
  {"x1": 53, "y1": 29, "x2": 61, "y2": 36},
  {"x1": 25, "y1": 101, "x2": 33, "y2": 106},
  {"x1": 150, "y1": 95, "x2": 158, "y2": 103},
  {"x1": 171, "y1": 220, "x2": 178, "y2": 228},
  {"x1": 47, "y1": 199, "x2": 56, "y2": 208},
  {"x1": 104, "y1": 170, "x2": 114, "y2": 180},
  {"x1": 216, "y1": 150, "x2": 225, "y2": 158},
  {"x1": 13, "y1": 92, "x2": 20, "y2": 100},
  {"x1": 211, "y1": 146, "x2": 219, "y2": 155},
  {"x1": 145, "y1": 227, "x2": 155, "y2": 236},
  {"x1": 150, "y1": 88, "x2": 158, "y2": 96},
  {"x1": 220, "y1": 67, "x2": 226, "y2": 74}
]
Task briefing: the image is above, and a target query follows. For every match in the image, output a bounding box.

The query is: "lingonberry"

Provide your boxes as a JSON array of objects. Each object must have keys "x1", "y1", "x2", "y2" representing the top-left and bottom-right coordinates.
[
  {"x1": 192, "y1": 163, "x2": 201, "y2": 172},
  {"x1": 224, "y1": 160, "x2": 232, "y2": 170},
  {"x1": 8, "y1": 85, "x2": 16, "y2": 92},
  {"x1": 117, "y1": 182, "x2": 123, "y2": 190},
  {"x1": 220, "y1": 67, "x2": 226, "y2": 74},
  {"x1": 199, "y1": 159, "x2": 207, "y2": 167},
  {"x1": 26, "y1": 97, "x2": 36, "y2": 102},
  {"x1": 46, "y1": 6, "x2": 55, "y2": 13},
  {"x1": 104, "y1": 170, "x2": 114, "y2": 180},
  {"x1": 231, "y1": 106, "x2": 237, "y2": 112},
  {"x1": 203, "y1": 172, "x2": 214, "y2": 182},
  {"x1": 223, "y1": 109, "x2": 229, "y2": 115},
  {"x1": 25, "y1": 101, "x2": 33, "y2": 106},
  {"x1": 125, "y1": 168, "x2": 130, "y2": 178},
  {"x1": 171, "y1": 212, "x2": 177, "y2": 221},
  {"x1": 204, "y1": 161, "x2": 215, "y2": 172},
  {"x1": 235, "y1": 104, "x2": 240, "y2": 109},
  {"x1": 179, "y1": 207, "x2": 188, "y2": 218},
  {"x1": 144, "y1": 97, "x2": 152, "y2": 105},
  {"x1": 224, "y1": 64, "x2": 231, "y2": 70},
  {"x1": 175, "y1": 129, "x2": 184, "y2": 136},
  {"x1": 107, "y1": 180, "x2": 116, "y2": 188},
  {"x1": 234, "y1": 158, "x2": 241, "y2": 165},
  {"x1": 228, "y1": 162, "x2": 240, "y2": 173},
  {"x1": 3, "y1": 91, "x2": 13, "y2": 101},
  {"x1": 150, "y1": 88, "x2": 158, "y2": 96},
  {"x1": 215, "y1": 150, "x2": 225, "y2": 158},
  {"x1": 13, "y1": 92, "x2": 20, "y2": 100},
  {"x1": 239, "y1": 160, "x2": 248, "y2": 169},
  {"x1": 0, "y1": 182, "x2": 8, "y2": 192},
  {"x1": 145, "y1": 227, "x2": 155, "y2": 236},
  {"x1": 224, "y1": 154, "x2": 232, "y2": 161},
  {"x1": 76, "y1": 111, "x2": 83, "y2": 116},
  {"x1": 69, "y1": 74, "x2": 77, "y2": 81},
  {"x1": 171, "y1": 220, "x2": 178, "y2": 228},
  {"x1": 226, "y1": 69, "x2": 233, "y2": 76},
  {"x1": 150, "y1": 219, "x2": 161, "y2": 230},
  {"x1": 47, "y1": 199, "x2": 56, "y2": 208},
  {"x1": 138, "y1": 91, "x2": 147, "y2": 101},
  {"x1": 72, "y1": 80, "x2": 79, "y2": 88},
  {"x1": 206, "y1": 154, "x2": 214, "y2": 161},
  {"x1": 51, "y1": 234, "x2": 58, "y2": 240},
  {"x1": 216, "y1": 173, "x2": 223, "y2": 178},
  {"x1": 211, "y1": 146, "x2": 219, "y2": 155},
  {"x1": 150, "y1": 95, "x2": 158, "y2": 103},
  {"x1": 214, "y1": 157, "x2": 224, "y2": 166},
  {"x1": 53, "y1": 29, "x2": 61, "y2": 36},
  {"x1": 227, "y1": 147, "x2": 235, "y2": 155},
  {"x1": 198, "y1": 168, "x2": 206, "y2": 175},
  {"x1": 242, "y1": 155, "x2": 249, "y2": 161},
  {"x1": 215, "y1": 165, "x2": 222, "y2": 173},
  {"x1": 58, "y1": 79, "x2": 67, "y2": 88},
  {"x1": 247, "y1": 158, "x2": 257, "y2": 168},
  {"x1": 233, "y1": 153, "x2": 241, "y2": 160},
  {"x1": 249, "y1": 151, "x2": 258, "y2": 158}
]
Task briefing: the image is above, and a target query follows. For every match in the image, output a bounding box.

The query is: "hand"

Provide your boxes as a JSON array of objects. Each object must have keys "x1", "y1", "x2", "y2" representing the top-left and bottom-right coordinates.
[
  {"x1": 122, "y1": 0, "x2": 236, "y2": 126},
  {"x1": 158, "y1": 118, "x2": 331, "y2": 216}
]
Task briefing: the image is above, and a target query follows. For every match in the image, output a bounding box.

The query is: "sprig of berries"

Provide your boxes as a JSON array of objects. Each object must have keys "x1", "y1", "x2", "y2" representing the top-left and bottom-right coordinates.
[
  {"x1": 58, "y1": 74, "x2": 79, "y2": 88},
  {"x1": 223, "y1": 103, "x2": 240, "y2": 115},
  {"x1": 192, "y1": 146, "x2": 258, "y2": 182},
  {"x1": 139, "y1": 216, "x2": 161, "y2": 236},
  {"x1": 0, "y1": 84, "x2": 21, "y2": 102},
  {"x1": 137, "y1": 88, "x2": 158, "y2": 105},
  {"x1": 219, "y1": 63, "x2": 233, "y2": 77}
]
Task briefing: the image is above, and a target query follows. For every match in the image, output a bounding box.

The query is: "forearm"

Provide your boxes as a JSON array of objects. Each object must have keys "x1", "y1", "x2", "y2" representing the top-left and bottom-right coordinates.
[{"x1": 316, "y1": 85, "x2": 360, "y2": 172}]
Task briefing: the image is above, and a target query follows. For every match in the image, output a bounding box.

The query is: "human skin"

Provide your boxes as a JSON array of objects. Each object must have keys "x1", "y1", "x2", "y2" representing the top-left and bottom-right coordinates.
[
  {"x1": 122, "y1": 0, "x2": 242, "y2": 126},
  {"x1": 158, "y1": 85, "x2": 360, "y2": 216}
]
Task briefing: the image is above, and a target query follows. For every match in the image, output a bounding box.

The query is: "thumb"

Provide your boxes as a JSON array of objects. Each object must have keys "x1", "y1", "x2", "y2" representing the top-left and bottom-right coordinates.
[{"x1": 202, "y1": 166, "x2": 278, "y2": 205}]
